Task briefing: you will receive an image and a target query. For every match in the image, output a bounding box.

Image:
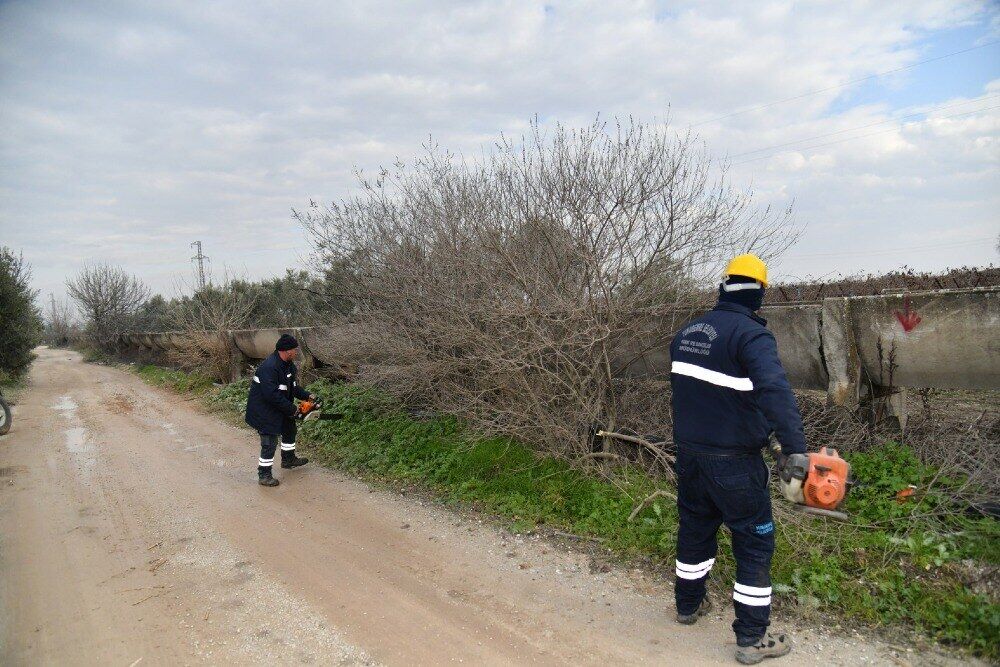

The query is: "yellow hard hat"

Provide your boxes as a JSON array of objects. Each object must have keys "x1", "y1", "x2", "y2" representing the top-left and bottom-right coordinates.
[{"x1": 724, "y1": 254, "x2": 768, "y2": 287}]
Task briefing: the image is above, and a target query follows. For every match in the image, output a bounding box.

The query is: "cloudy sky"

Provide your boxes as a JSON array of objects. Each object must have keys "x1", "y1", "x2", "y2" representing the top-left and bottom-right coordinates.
[{"x1": 1, "y1": 1, "x2": 998, "y2": 305}]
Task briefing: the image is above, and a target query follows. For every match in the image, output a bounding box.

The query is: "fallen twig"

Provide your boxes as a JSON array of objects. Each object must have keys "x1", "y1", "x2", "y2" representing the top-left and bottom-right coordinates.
[
  {"x1": 116, "y1": 585, "x2": 165, "y2": 594},
  {"x1": 132, "y1": 589, "x2": 168, "y2": 606},
  {"x1": 628, "y1": 489, "x2": 675, "y2": 522},
  {"x1": 551, "y1": 530, "x2": 606, "y2": 543},
  {"x1": 97, "y1": 565, "x2": 136, "y2": 586},
  {"x1": 579, "y1": 452, "x2": 623, "y2": 462},
  {"x1": 596, "y1": 430, "x2": 675, "y2": 473}
]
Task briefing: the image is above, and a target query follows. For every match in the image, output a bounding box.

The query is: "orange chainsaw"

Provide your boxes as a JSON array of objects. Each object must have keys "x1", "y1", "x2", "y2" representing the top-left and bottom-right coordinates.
[
  {"x1": 770, "y1": 441, "x2": 853, "y2": 521},
  {"x1": 295, "y1": 398, "x2": 342, "y2": 422}
]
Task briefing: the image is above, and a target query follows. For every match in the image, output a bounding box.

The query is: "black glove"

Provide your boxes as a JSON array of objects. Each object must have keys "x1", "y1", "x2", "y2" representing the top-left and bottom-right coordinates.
[{"x1": 768, "y1": 439, "x2": 788, "y2": 471}]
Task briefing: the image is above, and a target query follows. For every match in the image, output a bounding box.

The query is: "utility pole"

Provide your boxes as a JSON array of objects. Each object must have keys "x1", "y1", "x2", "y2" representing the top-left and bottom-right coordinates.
[{"x1": 190, "y1": 241, "x2": 209, "y2": 290}]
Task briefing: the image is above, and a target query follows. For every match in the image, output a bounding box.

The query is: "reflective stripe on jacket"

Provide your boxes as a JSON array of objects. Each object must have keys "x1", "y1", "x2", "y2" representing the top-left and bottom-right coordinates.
[
  {"x1": 669, "y1": 301, "x2": 807, "y2": 456},
  {"x1": 245, "y1": 352, "x2": 311, "y2": 435}
]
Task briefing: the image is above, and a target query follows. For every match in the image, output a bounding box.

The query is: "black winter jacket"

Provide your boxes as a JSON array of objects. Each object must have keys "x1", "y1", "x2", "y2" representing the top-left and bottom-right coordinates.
[
  {"x1": 669, "y1": 301, "x2": 807, "y2": 456},
  {"x1": 245, "y1": 352, "x2": 311, "y2": 435}
]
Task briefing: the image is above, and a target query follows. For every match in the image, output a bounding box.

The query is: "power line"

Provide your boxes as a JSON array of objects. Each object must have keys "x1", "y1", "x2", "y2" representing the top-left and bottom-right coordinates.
[
  {"x1": 687, "y1": 39, "x2": 1000, "y2": 129},
  {"x1": 728, "y1": 94, "x2": 1000, "y2": 159},
  {"x1": 732, "y1": 103, "x2": 1000, "y2": 165}
]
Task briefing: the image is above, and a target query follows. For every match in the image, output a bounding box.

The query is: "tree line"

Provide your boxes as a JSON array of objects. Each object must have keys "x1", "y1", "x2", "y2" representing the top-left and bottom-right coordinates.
[{"x1": 45, "y1": 267, "x2": 351, "y2": 353}]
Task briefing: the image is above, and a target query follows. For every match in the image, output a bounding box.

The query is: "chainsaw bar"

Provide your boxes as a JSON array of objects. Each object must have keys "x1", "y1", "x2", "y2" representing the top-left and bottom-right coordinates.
[
  {"x1": 302, "y1": 411, "x2": 344, "y2": 422},
  {"x1": 794, "y1": 505, "x2": 850, "y2": 522}
]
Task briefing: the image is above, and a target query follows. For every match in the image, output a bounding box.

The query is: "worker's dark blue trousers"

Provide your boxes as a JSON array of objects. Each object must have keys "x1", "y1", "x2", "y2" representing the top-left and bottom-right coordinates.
[
  {"x1": 674, "y1": 449, "x2": 775, "y2": 646},
  {"x1": 257, "y1": 418, "x2": 298, "y2": 476}
]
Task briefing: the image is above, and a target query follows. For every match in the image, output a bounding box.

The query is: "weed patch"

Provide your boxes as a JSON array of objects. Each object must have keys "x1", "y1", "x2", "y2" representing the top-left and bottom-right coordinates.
[
  {"x1": 134, "y1": 364, "x2": 215, "y2": 394},
  {"x1": 78, "y1": 347, "x2": 115, "y2": 364}
]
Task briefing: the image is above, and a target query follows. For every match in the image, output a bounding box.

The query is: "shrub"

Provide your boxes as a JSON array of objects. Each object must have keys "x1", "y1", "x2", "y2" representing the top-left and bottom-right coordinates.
[
  {"x1": 0, "y1": 247, "x2": 43, "y2": 376},
  {"x1": 297, "y1": 117, "x2": 799, "y2": 459}
]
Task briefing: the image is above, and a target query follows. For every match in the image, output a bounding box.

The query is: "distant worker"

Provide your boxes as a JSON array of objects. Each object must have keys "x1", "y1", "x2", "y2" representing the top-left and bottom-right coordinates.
[
  {"x1": 669, "y1": 254, "x2": 806, "y2": 664},
  {"x1": 245, "y1": 333, "x2": 314, "y2": 486}
]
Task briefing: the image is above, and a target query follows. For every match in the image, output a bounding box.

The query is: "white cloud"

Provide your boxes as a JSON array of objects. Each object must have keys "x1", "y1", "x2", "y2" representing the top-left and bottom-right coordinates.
[{"x1": 0, "y1": 0, "x2": 997, "y2": 301}]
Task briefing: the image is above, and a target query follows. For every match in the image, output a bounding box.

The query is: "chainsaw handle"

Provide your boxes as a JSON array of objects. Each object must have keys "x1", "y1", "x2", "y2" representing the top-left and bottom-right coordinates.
[{"x1": 768, "y1": 439, "x2": 788, "y2": 470}]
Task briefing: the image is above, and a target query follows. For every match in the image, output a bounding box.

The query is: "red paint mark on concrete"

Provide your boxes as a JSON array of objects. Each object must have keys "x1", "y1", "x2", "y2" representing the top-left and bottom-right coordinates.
[{"x1": 895, "y1": 297, "x2": 921, "y2": 332}]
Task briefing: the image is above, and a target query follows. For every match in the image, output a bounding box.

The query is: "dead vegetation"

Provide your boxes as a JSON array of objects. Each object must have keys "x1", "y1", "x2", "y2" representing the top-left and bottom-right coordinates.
[
  {"x1": 297, "y1": 116, "x2": 798, "y2": 459},
  {"x1": 164, "y1": 279, "x2": 259, "y2": 382},
  {"x1": 765, "y1": 265, "x2": 999, "y2": 303}
]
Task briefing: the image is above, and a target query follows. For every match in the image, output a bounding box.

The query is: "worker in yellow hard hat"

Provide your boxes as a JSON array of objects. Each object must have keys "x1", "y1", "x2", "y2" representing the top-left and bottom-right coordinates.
[
  {"x1": 669, "y1": 253, "x2": 805, "y2": 664},
  {"x1": 723, "y1": 253, "x2": 769, "y2": 289}
]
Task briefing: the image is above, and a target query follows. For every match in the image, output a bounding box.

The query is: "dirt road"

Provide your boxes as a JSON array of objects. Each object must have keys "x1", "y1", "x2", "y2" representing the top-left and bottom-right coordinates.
[{"x1": 0, "y1": 348, "x2": 951, "y2": 665}]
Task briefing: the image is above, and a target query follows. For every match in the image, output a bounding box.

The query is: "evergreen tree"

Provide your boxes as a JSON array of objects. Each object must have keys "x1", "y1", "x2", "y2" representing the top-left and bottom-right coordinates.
[{"x1": 0, "y1": 247, "x2": 43, "y2": 376}]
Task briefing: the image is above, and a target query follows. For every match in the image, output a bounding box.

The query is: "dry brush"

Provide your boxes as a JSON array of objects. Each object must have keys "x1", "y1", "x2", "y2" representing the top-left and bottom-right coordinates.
[{"x1": 298, "y1": 117, "x2": 798, "y2": 460}]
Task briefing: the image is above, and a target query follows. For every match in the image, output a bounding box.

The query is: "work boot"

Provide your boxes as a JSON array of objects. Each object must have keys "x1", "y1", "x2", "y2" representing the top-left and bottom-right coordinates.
[
  {"x1": 281, "y1": 453, "x2": 309, "y2": 469},
  {"x1": 258, "y1": 469, "x2": 280, "y2": 487},
  {"x1": 676, "y1": 597, "x2": 712, "y2": 624},
  {"x1": 735, "y1": 631, "x2": 791, "y2": 664}
]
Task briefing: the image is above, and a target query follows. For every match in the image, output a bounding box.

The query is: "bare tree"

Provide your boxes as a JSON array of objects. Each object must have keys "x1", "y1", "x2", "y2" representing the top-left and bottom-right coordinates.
[
  {"x1": 67, "y1": 264, "x2": 150, "y2": 351},
  {"x1": 44, "y1": 296, "x2": 76, "y2": 347},
  {"x1": 166, "y1": 278, "x2": 259, "y2": 381},
  {"x1": 298, "y1": 117, "x2": 798, "y2": 461}
]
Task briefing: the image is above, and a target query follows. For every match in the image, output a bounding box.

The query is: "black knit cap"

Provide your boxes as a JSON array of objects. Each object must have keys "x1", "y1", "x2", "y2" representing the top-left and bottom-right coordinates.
[{"x1": 275, "y1": 333, "x2": 299, "y2": 351}]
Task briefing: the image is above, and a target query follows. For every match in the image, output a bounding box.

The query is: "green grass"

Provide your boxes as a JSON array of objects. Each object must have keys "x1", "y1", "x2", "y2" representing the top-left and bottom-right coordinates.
[
  {"x1": 134, "y1": 364, "x2": 216, "y2": 394},
  {"x1": 79, "y1": 347, "x2": 113, "y2": 364},
  {"x1": 135, "y1": 368, "x2": 1000, "y2": 659},
  {"x1": 0, "y1": 369, "x2": 24, "y2": 389},
  {"x1": 0, "y1": 368, "x2": 28, "y2": 404}
]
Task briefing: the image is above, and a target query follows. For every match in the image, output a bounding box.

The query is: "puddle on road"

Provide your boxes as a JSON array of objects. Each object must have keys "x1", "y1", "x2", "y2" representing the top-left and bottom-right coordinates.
[
  {"x1": 54, "y1": 395, "x2": 78, "y2": 413},
  {"x1": 65, "y1": 427, "x2": 91, "y2": 454},
  {"x1": 54, "y1": 395, "x2": 95, "y2": 477},
  {"x1": 65, "y1": 425, "x2": 95, "y2": 477}
]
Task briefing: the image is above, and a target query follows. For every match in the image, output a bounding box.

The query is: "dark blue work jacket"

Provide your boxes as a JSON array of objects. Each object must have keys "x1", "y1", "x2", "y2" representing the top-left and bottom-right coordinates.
[
  {"x1": 245, "y1": 352, "x2": 311, "y2": 435},
  {"x1": 669, "y1": 301, "x2": 807, "y2": 456}
]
